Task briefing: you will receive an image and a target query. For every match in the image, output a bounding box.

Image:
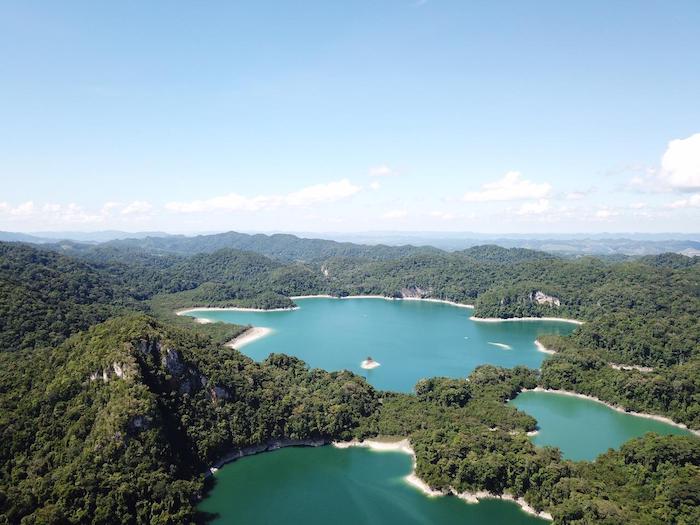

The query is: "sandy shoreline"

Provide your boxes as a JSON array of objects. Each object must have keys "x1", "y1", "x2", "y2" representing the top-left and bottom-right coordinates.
[
  {"x1": 534, "y1": 340, "x2": 556, "y2": 355},
  {"x1": 225, "y1": 326, "x2": 273, "y2": 349},
  {"x1": 472, "y1": 316, "x2": 583, "y2": 325},
  {"x1": 289, "y1": 294, "x2": 336, "y2": 299},
  {"x1": 523, "y1": 387, "x2": 700, "y2": 437},
  {"x1": 177, "y1": 306, "x2": 298, "y2": 315},
  {"x1": 333, "y1": 438, "x2": 552, "y2": 521},
  {"x1": 291, "y1": 294, "x2": 475, "y2": 308}
]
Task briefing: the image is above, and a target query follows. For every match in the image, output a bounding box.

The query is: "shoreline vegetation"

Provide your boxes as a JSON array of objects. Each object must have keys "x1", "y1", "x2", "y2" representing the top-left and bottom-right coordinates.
[
  {"x1": 332, "y1": 438, "x2": 553, "y2": 521},
  {"x1": 523, "y1": 387, "x2": 700, "y2": 437}
]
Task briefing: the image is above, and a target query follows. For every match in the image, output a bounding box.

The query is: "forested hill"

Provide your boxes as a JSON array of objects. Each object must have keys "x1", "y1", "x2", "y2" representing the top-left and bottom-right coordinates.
[
  {"x1": 0, "y1": 243, "x2": 133, "y2": 350},
  {"x1": 0, "y1": 315, "x2": 378, "y2": 523},
  {"x1": 96, "y1": 231, "x2": 441, "y2": 262},
  {"x1": 1, "y1": 239, "x2": 699, "y2": 523}
]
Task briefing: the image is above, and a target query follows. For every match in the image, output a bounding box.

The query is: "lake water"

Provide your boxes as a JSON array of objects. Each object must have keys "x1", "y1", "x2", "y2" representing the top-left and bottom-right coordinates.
[
  {"x1": 199, "y1": 446, "x2": 546, "y2": 525},
  {"x1": 185, "y1": 297, "x2": 576, "y2": 392},
  {"x1": 195, "y1": 298, "x2": 693, "y2": 522},
  {"x1": 511, "y1": 390, "x2": 693, "y2": 461}
]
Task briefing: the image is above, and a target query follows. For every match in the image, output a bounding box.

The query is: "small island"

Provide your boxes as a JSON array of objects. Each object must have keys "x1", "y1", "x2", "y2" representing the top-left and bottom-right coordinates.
[{"x1": 361, "y1": 356, "x2": 381, "y2": 370}]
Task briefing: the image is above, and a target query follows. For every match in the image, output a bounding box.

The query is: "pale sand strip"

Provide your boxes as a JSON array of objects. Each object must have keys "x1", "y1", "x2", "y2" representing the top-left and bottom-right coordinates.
[
  {"x1": 225, "y1": 326, "x2": 273, "y2": 349},
  {"x1": 534, "y1": 340, "x2": 657, "y2": 373},
  {"x1": 177, "y1": 305, "x2": 298, "y2": 315},
  {"x1": 289, "y1": 294, "x2": 336, "y2": 299},
  {"x1": 472, "y1": 316, "x2": 583, "y2": 325},
  {"x1": 534, "y1": 340, "x2": 556, "y2": 355},
  {"x1": 333, "y1": 438, "x2": 552, "y2": 521},
  {"x1": 291, "y1": 294, "x2": 475, "y2": 308},
  {"x1": 399, "y1": 297, "x2": 475, "y2": 308},
  {"x1": 523, "y1": 387, "x2": 700, "y2": 437}
]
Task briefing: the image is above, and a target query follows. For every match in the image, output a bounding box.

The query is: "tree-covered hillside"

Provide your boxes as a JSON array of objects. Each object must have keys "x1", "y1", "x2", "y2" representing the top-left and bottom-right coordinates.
[
  {"x1": 95, "y1": 231, "x2": 439, "y2": 262},
  {"x1": 0, "y1": 316, "x2": 379, "y2": 523},
  {"x1": 0, "y1": 243, "x2": 134, "y2": 351},
  {"x1": 1, "y1": 238, "x2": 699, "y2": 524}
]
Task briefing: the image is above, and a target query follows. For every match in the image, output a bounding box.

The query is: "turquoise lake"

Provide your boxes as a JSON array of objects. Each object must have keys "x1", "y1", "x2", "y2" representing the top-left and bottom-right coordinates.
[
  {"x1": 185, "y1": 297, "x2": 576, "y2": 392},
  {"x1": 511, "y1": 390, "x2": 693, "y2": 461},
  {"x1": 194, "y1": 298, "x2": 694, "y2": 523},
  {"x1": 200, "y1": 446, "x2": 546, "y2": 525}
]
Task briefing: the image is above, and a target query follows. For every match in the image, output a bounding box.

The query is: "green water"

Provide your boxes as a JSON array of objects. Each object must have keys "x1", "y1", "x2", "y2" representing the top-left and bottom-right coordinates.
[
  {"x1": 200, "y1": 446, "x2": 545, "y2": 525},
  {"x1": 197, "y1": 298, "x2": 693, "y2": 522},
  {"x1": 511, "y1": 391, "x2": 693, "y2": 461},
  {"x1": 186, "y1": 297, "x2": 575, "y2": 392}
]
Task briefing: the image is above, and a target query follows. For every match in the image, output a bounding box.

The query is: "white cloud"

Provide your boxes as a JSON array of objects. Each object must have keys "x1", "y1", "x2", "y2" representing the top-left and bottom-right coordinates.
[
  {"x1": 369, "y1": 165, "x2": 395, "y2": 177},
  {"x1": 0, "y1": 200, "x2": 158, "y2": 227},
  {"x1": 517, "y1": 199, "x2": 551, "y2": 216},
  {"x1": 382, "y1": 209, "x2": 408, "y2": 219},
  {"x1": 10, "y1": 201, "x2": 35, "y2": 216},
  {"x1": 629, "y1": 202, "x2": 647, "y2": 209},
  {"x1": 660, "y1": 133, "x2": 700, "y2": 190},
  {"x1": 369, "y1": 181, "x2": 381, "y2": 191},
  {"x1": 430, "y1": 210, "x2": 457, "y2": 220},
  {"x1": 462, "y1": 171, "x2": 551, "y2": 202},
  {"x1": 121, "y1": 201, "x2": 153, "y2": 215},
  {"x1": 668, "y1": 194, "x2": 700, "y2": 209},
  {"x1": 594, "y1": 208, "x2": 619, "y2": 220},
  {"x1": 166, "y1": 179, "x2": 361, "y2": 213}
]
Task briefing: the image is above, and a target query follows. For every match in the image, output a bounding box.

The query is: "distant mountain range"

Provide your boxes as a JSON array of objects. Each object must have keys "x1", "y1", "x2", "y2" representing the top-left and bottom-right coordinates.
[{"x1": 0, "y1": 229, "x2": 698, "y2": 257}]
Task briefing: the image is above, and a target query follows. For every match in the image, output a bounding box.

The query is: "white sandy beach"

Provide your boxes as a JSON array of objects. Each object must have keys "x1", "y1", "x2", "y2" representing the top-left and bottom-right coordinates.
[
  {"x1": 226, "y1": 327, "x2": 273, "y2": 349},
  {"x1": 332, "y1": 438, "x2": 553, "y2": 520},
  {"x1": 289, "y1": 294, "x2": 336, "y2": 299},
  {"x1": 523, "y1": 387, "x2": 700, "y2": 437},
  {"x1": 289, "y1": 294, "x2": 475, "y2": 308},
  {"x1": 534, "y1": 340, "x2": 556, "y2": 354},
  {"x1": 177, "y1": 305, "x2": 298, "y2": 315},
  {"x1": 472, "y1": 316, "x2": 583, "y2": 325}
]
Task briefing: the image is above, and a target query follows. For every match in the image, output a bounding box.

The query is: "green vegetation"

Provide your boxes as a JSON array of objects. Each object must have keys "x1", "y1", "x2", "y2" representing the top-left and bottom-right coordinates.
[
  {"x1": 1, "y1": 235, "x2": 698, "y2": 524},
  {"x1": 0, "y1": 316, "x2": 378, "y2": 523},
  {"x1": 362, "y1": 368, "x2": 700, "y2": 524}
]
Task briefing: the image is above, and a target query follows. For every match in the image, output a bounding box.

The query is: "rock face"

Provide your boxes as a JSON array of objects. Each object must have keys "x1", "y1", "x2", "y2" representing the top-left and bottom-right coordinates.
[
  {"x1": 531, "y1": 290, "x2": 561, "y2": 307},
  {"x1": 89, "y1": 361, "x2": 132, "y2": 382},
  {"x1": 401, "y1": 286, "x2": 430, "y2": 299},
  {"x1": 209, "y1": 385, "x2": 232, "y2": 402},
  {"x1": 162, "y1": 348, "x2": 186, "y2": 377}
]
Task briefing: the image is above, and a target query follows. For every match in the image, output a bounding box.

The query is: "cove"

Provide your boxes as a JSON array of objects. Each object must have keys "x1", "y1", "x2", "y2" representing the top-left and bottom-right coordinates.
[
  {"x1": 184, "y1": 297, "x2": 576, "y2": 392},
  {"x1": 511, "y1": 390, "x2": 693, "y2": 461},
  {"x1": 199, "y1": 446, "x2": 546, "y2": 525}
]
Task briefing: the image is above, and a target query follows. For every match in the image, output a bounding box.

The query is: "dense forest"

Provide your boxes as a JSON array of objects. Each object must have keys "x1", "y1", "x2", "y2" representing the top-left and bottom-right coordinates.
[{"x1": 1, "y1": 233, "x2": 699, "y2": 524}]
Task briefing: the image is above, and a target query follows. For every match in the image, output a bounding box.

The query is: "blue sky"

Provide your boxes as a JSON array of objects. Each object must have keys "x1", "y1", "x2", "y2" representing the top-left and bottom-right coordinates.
[{"x1": 1, "y1": 0, "x2": 699, "y2": 233}]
